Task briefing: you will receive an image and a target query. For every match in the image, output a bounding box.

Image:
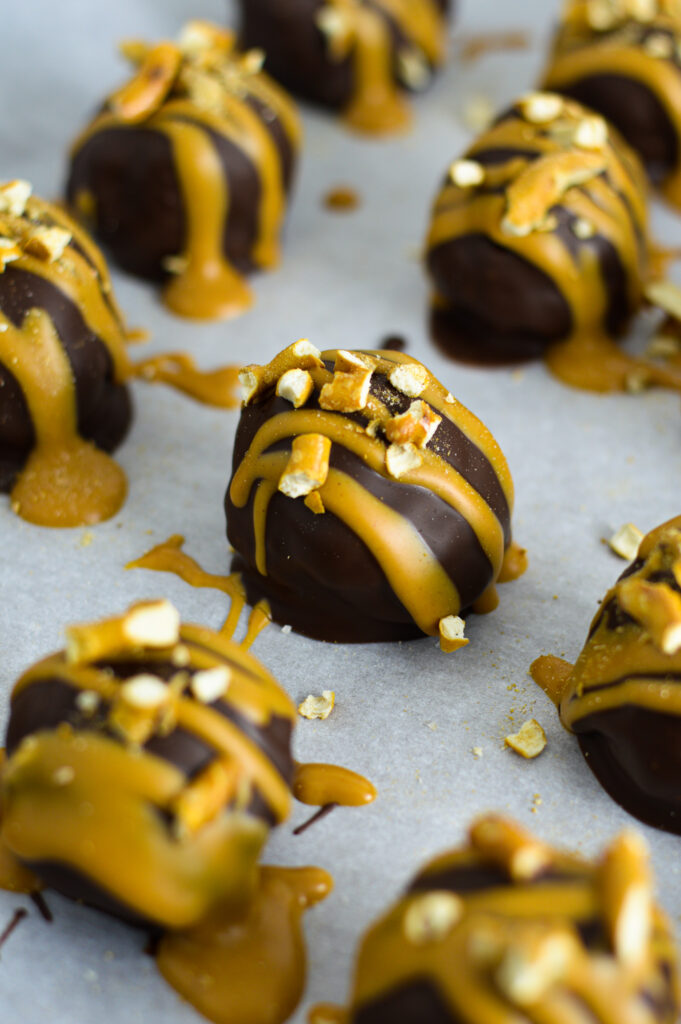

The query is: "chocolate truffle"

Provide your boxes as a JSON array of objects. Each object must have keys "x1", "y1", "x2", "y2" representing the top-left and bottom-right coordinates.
[
  {"x1": 226, "y1": 341, "x2": 521, "y2": 644},
  {"x1": 312, "y1": 815, "x2": 680, "y2": 1024},
  {"x1": 0, "y1": 180, "x2": 132, "y2": 527},
  {"x1": 67, "y1": 21, "x2": 301, "y2": 320},
  {"x1": 238, "y1": 0, "x2": 451, "y2": 135},
  {"x1": 543, "y1": 1, "x2": 681, "y2": 208},
  {"x1": 425, "y1": 93, "x2": 652, "y2": 390},
  {"x1": 0, "y1": 599, "x2": 297, "y2": 929},
  {"x1": 533, "y1": 515, "x2": 681, "y2": 836}
]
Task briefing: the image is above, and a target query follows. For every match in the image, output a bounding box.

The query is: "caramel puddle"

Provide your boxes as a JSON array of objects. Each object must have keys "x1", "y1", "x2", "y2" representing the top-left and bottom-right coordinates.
[
  {"x1": 157, "y1": 865, "x2": 332, "y2": 1024},
  {"x1": 499, "y1": 541, "x2": 529, "y2": 583},
  {"x1": 530, "y1": 654, "x2": 574, "y2": 706},
  {"x1": 131, "y1": 353, "x2": 241, "y2": 409},
  {"x1": 309, "y1": 1005, "x2": 347, "y2": 1024},
  {"x1": 545, "y1": 330, "x2": 681, "y2": 394},
  {"x1": 292, "y1": 763, "x2": 377, "y2": 809}
]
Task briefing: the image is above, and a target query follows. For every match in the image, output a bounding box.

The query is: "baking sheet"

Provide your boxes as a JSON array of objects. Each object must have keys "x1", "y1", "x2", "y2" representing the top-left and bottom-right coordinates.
[{"x1": 3, "y1": 0, "x2": 681, "y2": 1020}]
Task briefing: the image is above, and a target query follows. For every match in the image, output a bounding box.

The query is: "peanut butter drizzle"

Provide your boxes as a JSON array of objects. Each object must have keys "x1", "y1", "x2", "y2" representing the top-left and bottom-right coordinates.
[
  {"x1": 0, "y1": 753, "x2": 39, "y2": 895},
  {"x1": 428, "y1": 95, "x2": 681, "y2": 394},
  {"x1": 321, "y1": 0, "x2": 447, "y2": 134},
  {"x1": 292, "y1": 762, "x2": 377, "y2": 808},
  {"x1": 317, "y1": 814, "x2": 680, "y2": 1024},
  {"x1": 232, "y1": 345, "x2": 516, "y2": 638},
  {"x1": 534, "y1": 516, "x2": 681, "y2": 733},
  {"x1": 241, "y1": 600, "x2": 272, "y2": 649},
  {"x1": 131, "y1": 352, "x2": 241, "y2": 408},
  {"x1": 544, "y1": 2, "x2": 681, "y2": 208},
  {"x1": 127, "y1": 535, "x2": 248, "y2": 640},
  {"x1": 498, "y1": 540, "x2": 529, "y2": 582},
  {"x1": 71, "y1": 25, "x2": 301, "y2": 320},
  {"x1": 157, "y1": 865, "x2": 333, "y2": 1024},
  {"x1": 460, "y1": 30, "x2": 530, "y2": 63}
]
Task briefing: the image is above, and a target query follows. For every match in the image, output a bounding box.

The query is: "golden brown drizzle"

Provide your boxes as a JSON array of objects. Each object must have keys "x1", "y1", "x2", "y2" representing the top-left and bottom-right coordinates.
[
  {"x1": 498, "y1": 540, "x2": 529, "y2": 583},
  {"x1": 0, "y1": 753, "x2": 40, "y2": 896},
  {"x1": 459, "y1": 29, "x2": 530, "y2": 62},
  {"x1": 292, "y1": 762, "x2": 377, "y2": 808},
  {"x1": 544, "y1": 2, "x2": 681, "y2": 208},
  {"x1": 323, "y1": 186, "x2": 361, "y2": 212},
  {"x1": 316, "y1": 814, "x2": 681, "y2": 1024},
  {"x1": 157, "y1": 866, "x2": 332, "y2": 1024},
  {"x1": 319, "y1": 0, "x2": 447, "y2": 134},
  {"x1": 131, "y1": 352, "x2": 241, "y2": 409},
  {"x1": 71, "y1": 25, "x2": 301, "y2": 319},
  {"x1": 426, "y1": 94, "x2": 681, "y2": 395},
  {"x1": 240, "y1": 601, "x2": 272, "y2": 649},
  {"x1": 530, "y1": 654, "x2": 575, "y2": 706}
]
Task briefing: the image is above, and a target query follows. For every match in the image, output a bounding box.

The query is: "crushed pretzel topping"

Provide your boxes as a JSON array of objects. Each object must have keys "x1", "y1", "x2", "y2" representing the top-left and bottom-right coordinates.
[
  {"x1": 172, "y1": 758, "x2": 240, "y2": 837},
  {"x1": 279, "y1": 434, "x2": 331, "y2": 498},
  {"x1": 190, "y1": 666, "x2": 230, "y2": 704},
  {"x1": 304, "y1": 490, "x2": 326, "y2": 515},
  {"x1": 574, "y1": 115, "x2": 608, "y2": 151},
  {"x1": 572, "y1": 217, "x2": 596, "y2": 239},
  {"x1": 298, "y1": 690, "x2": 335, "y2": 720},
  {"x1": 449, "y1": 159, "x2": 486, "y2": 188},
  {"x1": 645, "y1": 278, "x2": 681, "y2": 320},
  {"x1": 505, "y1": 719, "x2": 547, "y2": 759},
  {"x1": 496, "y1": 926, "x2": 576, "y2": 1005},
  {"x1": 397, "y1": 47, "x2": 431, "y2": 90},
  {"x1": 24, "y1": 225, "x2": 72, "y2": 263},
  {"x1": 438, "y1": 615, "x2": 470, "y2": 653},
  {"x1": 519, "y1": 93, "x2": 564, "y2": 124},
  {"x1": 119, "y1": 674, "x2": 171, "y2": 710},
  {"x1": 403, "y1": 892, "x2": 463, "y2": 946},
  {"x1": 644, "y1": 31, "x2": 674, "y2": 58},
  {"x1": 385, "y1": 400, "x2": 442, "y2": 448},
  {"x1": 385, "y1": 442, "x2": 422, "y2": 479},
  {"x1": 600, "y1": 830, "x2": 653, "y2": 964},
  {"x1": 0, "y1": 180, "x2": 32, "y2": 217},
  {"x1": 617, "y1": 576, "x2": 681, "y2": 654},
  {"x1": 388, "y1": 362, "x2": 429, "y2": 398},
  {"x1": 608, "y1": 522, "x2": 644, "y2": 561},
  {"x1": 75, "y1": 690, "x2": 100, "y2": 716},
  {"x1": 66, "y1": 600, "x2": 181, "y2": 665},
  {"x1": 319, "y1": 362, "x2": 373, "y2": 413},
  {"x1": 276, "y1": 368, "x2": 314, "y2": 408},
  {"x1": 470, "y1": 815, "x2": 553, "y2": 880},
  {"x1": 502, "y1": 151, "x2": 606, "y2": 237}
]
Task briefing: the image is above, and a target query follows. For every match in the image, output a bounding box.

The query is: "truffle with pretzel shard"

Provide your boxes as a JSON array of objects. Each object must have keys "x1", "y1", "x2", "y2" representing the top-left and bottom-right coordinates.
[
  {"x1": 533, "y1": 514, "x2": 681, "y2": 836},
  {"x1": 543, "y1": 0, "x2": 681, "y2": 209},
  {"x1": 238, "y1": 0, "x2": 451, "y2": 135},
  {"x1": 425, "y1": 92, "x2": 650, "y2": 375},
  {"x1": 0, "y1": 179, "x2": 132, "y2": 527},
  {"x1": 0, "y1": 599, "x2": 298, "y2": 929},
  {"x1": 226, "y1": 341, "x2": 519, "y2": 644},
  {"x1": 67, "y1": 20, "x2": 301, "y2": 321},
  {"x1": 310, "y1": 814, "x2": 680, "y2": 1024}
]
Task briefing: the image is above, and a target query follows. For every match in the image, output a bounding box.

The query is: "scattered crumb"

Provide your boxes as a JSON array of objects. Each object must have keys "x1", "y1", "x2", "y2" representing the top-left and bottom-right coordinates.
[
  {"x1": 531, "y1": 793, "x2": 543, "y2": 814},
  {"x1": 472, "y1": 746, "x2": 484, "y2": 759},
  {"x1": 298, "y1": 691, "x2": 335, "y2": 720},
  {"x1": 607, "y1": 522, "x2": 643, "y2": 561},
  {"x1": 426, "y1": 722, "x2": 438, "y2": 731},
  {"x1": 281, "y1": 624, "x2": 292, "y2": 634},
  {"x1": 511, "y1": 369, "x2": 524, "y2": 382},
  {"x1": 80, "y1": 531, "x2": 94, "y2": 548},
  {"x1": 461, "y1": 94, "x2": 495, "y2": 133},
  {"x1": 323, "y1": 186, "x2": 361, "y2": 212},
  {"x1": 505, "y1": 719, "x2": 547, "y2": 759}
]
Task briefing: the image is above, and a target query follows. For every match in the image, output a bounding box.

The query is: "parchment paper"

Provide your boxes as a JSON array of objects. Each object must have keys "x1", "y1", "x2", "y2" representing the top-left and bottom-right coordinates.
[{"x1": 2, "y1": 1, "x2": 681, "y2": 1020}]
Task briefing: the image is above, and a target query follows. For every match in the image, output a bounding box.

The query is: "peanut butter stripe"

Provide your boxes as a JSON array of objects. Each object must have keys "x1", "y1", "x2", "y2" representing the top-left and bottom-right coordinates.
[
  {"x1": 68, "y1": 22, "x2": 301, "y2": 320},
  {"x1": 226, "y1": 342, "x2": 522, "y2": 645},
  {"x1": 543, "y1": 1, "x2": 681, "y2": 208},
  {"x1": 426, "y1": 93, "x2": 681, "y2": 394},
  {"x1": 1, "y1": 600, "x2": 297, "y2": 929},
  {"x1": 310, "y1": 815, "x2": 680, "y2": 1024},
  {"x1": 531, "y1": 515, "x2": 681, "y2": 834}
]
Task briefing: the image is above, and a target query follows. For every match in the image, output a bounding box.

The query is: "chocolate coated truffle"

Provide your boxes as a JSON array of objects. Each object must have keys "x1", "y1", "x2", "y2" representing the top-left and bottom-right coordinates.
[
  {"x1": 226, "y1": 341, "x2": 520, "y2": 644},
  {"x1": 238, "y1": 0, "x2": 451, "y2": 134},
  {"x1": 0, "y1": 599, "x2": 297, "y2": 929},
  {"x1": 543, "y1": 1, "x2": 681, "y2": 207},
  {"x1": 533, "y1": 515, "x2": 681, "y2": 836},
  {"x1": 313, "y1": 815, "x2": 680, "y2": 1024},
  {"x1": 0, "y1": 180, "x2": 132, "y2": 527},
  {"x1": 425, "y1": 93, "x2": 650, "y2": 388},
  {"x1": 67, "y1": 21, "x2": 301, "y2": 320}
]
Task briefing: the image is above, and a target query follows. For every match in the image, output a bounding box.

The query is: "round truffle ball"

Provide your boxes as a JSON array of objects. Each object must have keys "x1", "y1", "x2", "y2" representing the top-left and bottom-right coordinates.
[
  {"x1": 0, "y1": 600, "x2": 297, "y2": 929},
  {"x1": 238, "y1": 0, "x2": 451, "y2": 134},
  {"x1": 67, "y1": 21, "x2": 301, "y2": 320},
  {"x1": 425, "y1": 93, "x2": 648, "y2": 371},
  {"x1": 543, "y1": 1, "x2": 681, "y2": 206},
  {"x1": 0, "y1": 180, "x2": 132, "y2": 527},
  {"x1": 226, "y1": 342, "x2": 517, "y2": 644},
  {"x1": 318, "y1": 815, "x2": 680, "y2": 1024},
  {"x1": 541, "y1": 515, "x2": 681, "y2": 836}
]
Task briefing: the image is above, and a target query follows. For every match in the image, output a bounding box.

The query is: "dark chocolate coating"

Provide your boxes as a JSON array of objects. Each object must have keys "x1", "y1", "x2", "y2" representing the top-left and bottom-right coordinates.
[
  {"x1": 576, "y1": 706, "x2": 681, "y2": 836},
  {"x1": 66, "y1": 100, "x2": 295, "y2": 284},
  {"x1": 556, "y1": 73, "x2": 677, "y2": 188},
  {"x1": 225, "y1": 361, "x2": 511, "y2": 643},
  {"x1": 0, "y1": 266, "x2": 132, "y2": 492},
  {"x1": 238, "y1": 0, "x2": 451, "y2": 111},
  {"x1": 352, "y1": 981, "x2": 459, "y2": 1024}
]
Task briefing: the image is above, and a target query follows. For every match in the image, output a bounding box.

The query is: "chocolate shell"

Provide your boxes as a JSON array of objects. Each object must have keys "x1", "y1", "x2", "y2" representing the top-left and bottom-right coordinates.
[{"x1": 225, "y1": 342, "x2": 518, "y2": 644}]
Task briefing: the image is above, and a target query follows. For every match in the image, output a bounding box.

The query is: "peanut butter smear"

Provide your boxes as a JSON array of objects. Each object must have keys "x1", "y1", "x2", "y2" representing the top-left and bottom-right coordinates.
[
  {"x1": 70, "y1": 22, "x2": 301, "y2": 320},
  {"x1": 312, "y1": 814, "x2": 681, "y2": 1024},
  {"x1": 543, "y1": 0, "x2": 681, "y2": 209},
  {"x1": 427, "y1": 94, "x2": 681, "y2": 395},
  {"x1": 318, "y1": 0, "x2": 448, "y2": 134},
  {"x1": 157, "y1": 865, "x2": 333, "y2": 1024}
]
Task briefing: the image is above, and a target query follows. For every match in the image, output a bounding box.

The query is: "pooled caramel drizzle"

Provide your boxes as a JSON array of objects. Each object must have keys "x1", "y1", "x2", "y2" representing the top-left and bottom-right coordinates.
[
  {"x1": 131, "y1": 353, "x2": 241, "y2": 409},
  {"x1": 128, "y1": 538, "x2": 378, "y2": 807},
  {"x1": 231, "y1": 344, "x2": 517, "y2": 638},
  {"x1": 318, "y1": 0, "x2": 447, "y2": 133},
  {"x1": 311, "y1": 815, "x2": 680, "y2": 1024},
  {"x1": 429, "y1": 95, "x2": 681, "y2": 395},
  {"x1": 532, "y1": 515, "x2": 681, "y2": 733},
  {"x1": 545, "y1": 1, "x2": 681, "y2": 207},
  {"x1": 71, "y1": 23, "x2": 301, "y2": 319}
]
